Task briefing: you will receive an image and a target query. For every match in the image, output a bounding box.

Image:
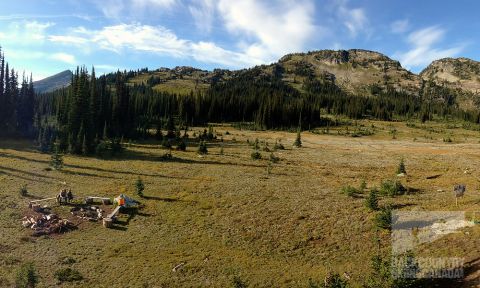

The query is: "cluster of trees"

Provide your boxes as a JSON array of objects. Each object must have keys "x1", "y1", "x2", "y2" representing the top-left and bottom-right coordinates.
[
  {"x1": 31, "y1": 63, "x2": 480, "y2": 155},
  {"x1": 0, "y1": 47, "x2": 35, "y2": 137},
  {"x1": 38, "y1": 67, "x2": 189, "y2": 154}
]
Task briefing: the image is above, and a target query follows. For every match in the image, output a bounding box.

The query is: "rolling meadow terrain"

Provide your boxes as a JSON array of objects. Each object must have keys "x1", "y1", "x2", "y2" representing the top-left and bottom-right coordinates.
[{"x1": 1, "y1": 120, "x2": 480, "y2": 287}]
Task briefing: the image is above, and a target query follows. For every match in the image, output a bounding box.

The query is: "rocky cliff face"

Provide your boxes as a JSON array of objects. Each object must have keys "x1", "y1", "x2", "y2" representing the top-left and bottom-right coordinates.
[
  {"x1": 277, "y1": 49, "x2": 422, "y2": 96},
  {"x1": 421, "y1": 57, "x2": 480, "y2": 92},
  {"x1": 421, "y1": 58, "x2": 480, "y2": 109}
]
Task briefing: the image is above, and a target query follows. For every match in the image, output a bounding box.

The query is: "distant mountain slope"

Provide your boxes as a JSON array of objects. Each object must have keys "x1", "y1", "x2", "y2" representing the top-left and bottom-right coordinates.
[
  {"x1": 34, "y1": 70, "x2": 72, "y2": 93},
  {"x1": 421, "y1": 57, "x2": 480, "y2": 92},
  {"x1": 421, "y1": 58, "x2": 480, "y2": 109},
  {"x1": 42, "y1": 50, "x2": 480, "y2": 110},
  {"x1": 130, "y1": 49, "x2": 422, "y2": 97},
  {"x1": 276, "y1": 49, "x2": 422, "y2": 95}
]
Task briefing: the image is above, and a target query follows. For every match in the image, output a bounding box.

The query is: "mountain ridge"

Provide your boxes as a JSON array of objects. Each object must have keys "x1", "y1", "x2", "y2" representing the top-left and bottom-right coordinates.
[
  {"x1": 33, "y1": 70, "x2": 73, "y2": 94},
  {"x1": 40, "y1": 50, "x2": 480, "y2": 110}
]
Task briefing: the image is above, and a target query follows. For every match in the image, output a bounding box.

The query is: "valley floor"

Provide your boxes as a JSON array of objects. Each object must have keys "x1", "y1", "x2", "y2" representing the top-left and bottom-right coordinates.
[{"x1": 1, "y1": 120, "x2": 480, "y2": 287}]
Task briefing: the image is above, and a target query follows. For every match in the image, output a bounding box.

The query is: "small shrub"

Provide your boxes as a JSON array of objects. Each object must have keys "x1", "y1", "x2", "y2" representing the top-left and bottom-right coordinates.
[
  {"x1": 324, "y1": 272, "x2": 349, "y2": 288},
  {"x1": 198, "y1": 141, "x2": 208, "y2": 155},
  {"x1": 360, "y1": 179, "x2": 367, "y2": 191},
  {"x1": 365, "y1": 188, "x2": 379, "y2": 211},
  {"x1": 109, "y1": 138, "x2": 123, "y2": 155},
  {"x1": 253, "y1": 138, "x2": 260, "y2": 150},
  {"x1": 95, "y1": 141, "x2": 108, "y2": 157},
  {"x1": 293, "y1": 130, "x2": 302, "y2": 147},
  {"x1": 19, "y1": 184, "x2": 28, "y2": 197},
  {"x1": 269, "y1": 153, "x2": 279, "y2": 163},
  {"x1": 16, "y1": 262, "x2": 38, "y2": 288},
  {"x1": 251, "y1": 151, "x2": 262, "y2": 160},
  {"x1": 225, "y1": 131, "x2": 230, "y2": 135},
  {"x1": 341, "y1": 185, "x2": 359, "y2": 197},
  {"x1": 161, "y1": 138, "x2": 172, "y2": 148},
  {"x1": 54, "y1": 268, "x2": 83, "y2": 283},
  {"x1": 220, "y1": 145, "x2": 224, "y2": 155},
  {"x1": 176, "y1": 140, "x2": 186, "y2": 151},
  {"x1": 375, "y1": 206, "x2": 392, "y2": 230},
  {"x1": 50, "y1": 144, "x2": 64, "y2": 170},
  {"x1": 397, "y1": 158, "x2": 406, "y2": 174},
  {"x1": 60, "y1": 256, "x2": 76, "y2": 265},
  {"x1": 274, "y1": 140, "x2": 285, "y2": 150},
  {"x1": 135, "y1": 178, "x2": 145, "y2": 197},
  {"x1": 380, "y1": 180, "x2": 406, "y2": 197},
  {"x1": 266, "y1": 162, "x2": 273, "y2": 175},
  {"x1": 232, "y1": 276, "x2": 247, "y2": 288}
]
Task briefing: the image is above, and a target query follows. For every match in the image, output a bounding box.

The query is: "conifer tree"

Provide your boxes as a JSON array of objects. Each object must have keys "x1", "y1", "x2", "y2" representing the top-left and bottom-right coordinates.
[
  {"x1": 50, "y1": 143, "x2": 64, "y2": 170},
  {"x1": 198, "y1": 141, "x2": 208, "y2": 155}
]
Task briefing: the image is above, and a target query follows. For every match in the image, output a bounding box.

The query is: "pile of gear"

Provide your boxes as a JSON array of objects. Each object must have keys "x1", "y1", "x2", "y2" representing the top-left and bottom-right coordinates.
[
  {"x1": 22, "y1": 214, "x2": 76, "y2": 237},
  {"x1": 70, "y1": 206, "x2": 105, "y2": 221}
]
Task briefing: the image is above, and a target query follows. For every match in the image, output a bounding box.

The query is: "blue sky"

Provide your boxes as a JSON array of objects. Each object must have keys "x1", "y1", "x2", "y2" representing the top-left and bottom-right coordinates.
[{"x1": 0, "y1": 0, "x2": 477, "y2": 80}]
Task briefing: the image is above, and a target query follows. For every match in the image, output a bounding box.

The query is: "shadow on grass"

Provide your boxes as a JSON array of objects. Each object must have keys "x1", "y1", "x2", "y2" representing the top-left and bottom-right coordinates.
[
  {"x1": 64, "y1": 163, "x2": 180, "y2": 179},
  {"x1": 142, "y1": 196, "x2": 179, "y2": 202},
  {"x1": 109, "y1": 225, "x2": 128, "y2": 231},
  {"x1": 142, "y1": 195, "x2": 197, "y2": 204},
  {"x1": 0, "y1": 165, "x2": 56, "y2": 180},
  {"x1": 61, "y1": 169, "x2": 119, "y2": 179},
  {"x1": 389, "y1": 203, "x2": 415, "y2": 210},
  {"x1": 0, "y1": 152, "x2": 49, "y2": 165},
  {"x1": 23, "y1": 194, "x2": 44, "y2": 200},
  {"x1": 122, "y1": 149, "x2": 265, "y2": 168},
  {"x1": 406, "y1": 187, "x2": 422, "y2": 194},
  {"x1": 0, "y1": 168, "x2": 54, "y2": 184}
]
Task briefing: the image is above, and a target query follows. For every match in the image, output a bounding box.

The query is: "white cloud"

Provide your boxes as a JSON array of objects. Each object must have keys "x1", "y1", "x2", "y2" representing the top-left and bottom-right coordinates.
[
  {"x1": 395, "y1": 26, "x2": 464, "y2": 70},
  {"x1": 217, "y1": 0, "x2": 317, "y2": 63},
  {"x1": 50, "y1": 53, "x2": 76, "y2": 64},
  {"x1": 93, "y1": 0, "x2": 177, "y2": 19},
  {"x1": 0, "y1": 21, "x2": 54, "y2": 45},
  {"x1": 333, "y1": 0, "x2": 368, "y2": 38},
  {"x1": 48, "y1": 23, "x2": 260, "y2": 68},
  {"x1": 49, "y1": 35, "x2": 88, "y2": 45},
  {"x1": 191, "y1": 41, "x2": 263, "y2": 67},
  {"x1": 188, "y1": 0, "x2": 215, "y2": 33},
  {"x1": 391, "y1": 19, "x2": 409, "y2": 34},
  {"x1": 132, "y1": 0, "x2": 176, "y2": 8},
  {"x1": 343, "y1": 8, "x2": 367, "y2": 37}
]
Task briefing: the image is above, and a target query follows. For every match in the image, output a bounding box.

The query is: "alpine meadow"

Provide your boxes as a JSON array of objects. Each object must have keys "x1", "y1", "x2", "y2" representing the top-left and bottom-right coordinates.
[{"x1": 1, "y1": 1, "x2": 480, "y2": 287}]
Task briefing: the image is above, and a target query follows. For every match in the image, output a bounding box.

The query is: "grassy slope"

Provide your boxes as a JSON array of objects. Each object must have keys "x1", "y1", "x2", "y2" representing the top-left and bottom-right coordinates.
[
  {"x1": 1, "y1": 121, "x2": 480, "y2": 287},
  {"x1": 129, "y1": 71, "x2": 210, "y2": 95}
]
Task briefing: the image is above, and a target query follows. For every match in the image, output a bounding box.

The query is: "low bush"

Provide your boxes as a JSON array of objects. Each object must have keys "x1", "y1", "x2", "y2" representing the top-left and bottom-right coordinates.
[
  {"x1": 232, "y1": 276, "x2": 247, "y2": 288},
  {"x1": 16, "y1": 262, "x2": 38, "y2": 288},
  {"x1": 341, "y1": 185, "x2": 359, "y2": 197},
  {"x1": 19, "y1": 184, "x2": 28, "y2": 197},
  {"x1": 251, "y1": 151, "x2": 262, "y2": 160},
  {"x1": 197, "y1": 141, "x2": 208, "y2": 155},
  {"x1": 379, "y1": 180, "x2": 406, "y2": 196},
  {"x1": 324, "y1": 272, "x2": 349, "y2": 288},
  {"x1": 274, "y1": 141, "x2": 285, "y2": 150},
  {"x1": 375, "y1": 206, "x2": 392, "y2": 230},
  {"x1": 365, "y1": 188, "x2": 379, "y2": 211},
  {"x1": 397, "y1": 158, "x2": 406, "y2": 174},
  {"x1": 176, "y1": 140, "x2": 186, "y2": 151},
  {"x1": 54, "y1": 268, "x2": 83, "y2": 283},
  {"x1": 269, "y1": 153, "x2": 279, "y2": 163}
]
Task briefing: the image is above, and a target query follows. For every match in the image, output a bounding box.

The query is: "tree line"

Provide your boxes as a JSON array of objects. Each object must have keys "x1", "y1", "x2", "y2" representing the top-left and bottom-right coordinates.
[
  {"x1": 0, "y1": 47, "x2": 35, "y2": 138},
  {"x1": 34, "y1": 64, "x2": 480, "y2": 154}
]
